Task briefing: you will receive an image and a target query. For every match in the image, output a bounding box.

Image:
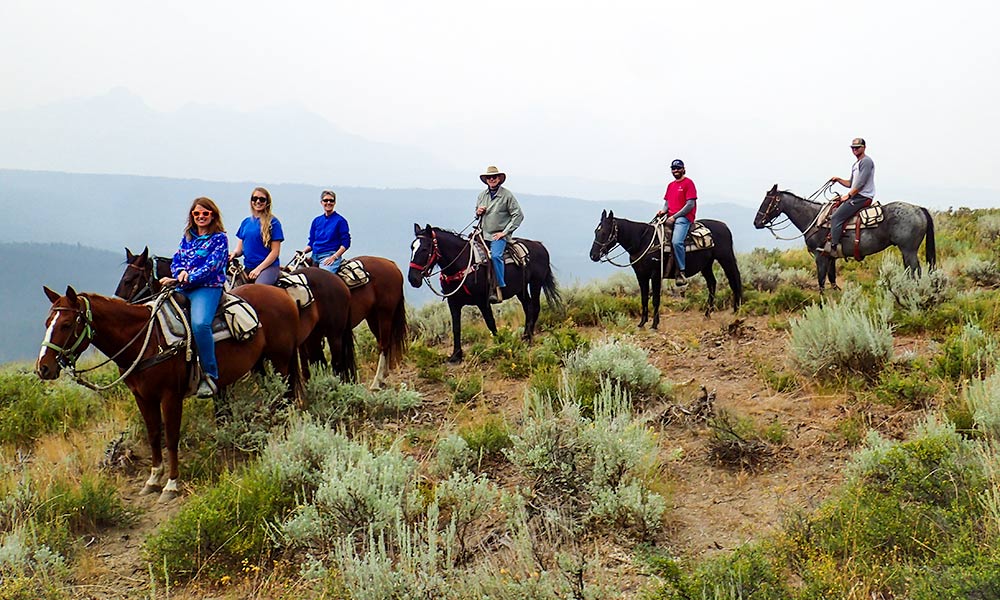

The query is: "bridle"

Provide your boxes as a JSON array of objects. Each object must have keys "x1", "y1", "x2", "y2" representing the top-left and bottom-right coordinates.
[
  {"x1": 756, "y1": 191, "x2": 783, "y2": 229},
  {"x1": 43, "y1": 298, "x2": 95, "y2": 371},
  {"x1": 410, "y1": 230, "x2": 477, "y2": 298},
  {"x1": 594, "y1": 217, "x2": 662, "y2": 268},
  {"x1": 409, "y1": 231, "x2": 442, "y2": 277},
  {"x1": 591, "y1": 219, "x2": 619, "y2": 258}
]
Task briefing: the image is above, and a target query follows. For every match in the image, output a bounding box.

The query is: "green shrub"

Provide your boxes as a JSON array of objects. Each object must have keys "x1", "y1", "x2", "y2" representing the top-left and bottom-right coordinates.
[
  {"x1": 214, "y1": 369, "x2": 291, "y2": 454},
  {"x1": 755, "y1": 360, "x2": 798, "y2": 393},
  {"x1": 788, "y1": 286, "x2": 893, "y2": 380},
  {"x1": 459, "y1": 417, "x2": 512, "y2": 462},
  {"x1": 933, "y1": 323, "x2": 1000, "y2": 381},
  {"x1": 564, "y1": 338, "x2": 661, "y2": 399},
  {"x1": 966, "y1": 374, "x2": 1000, "y2": 440},
  {"x1": 873, "y1": 364, "x2": 940, "y2": 409},
  {"x1": 408, "y1": 340, "x2": 446, "y2": 382},
  {"x1": 878, "y1": 254, "x2": 953, "y2": 313},
  {"x1": 653, "y1": 542, "x2": 790, "y2": 600},
  {"x1": 469, "y1": 329, "x2": 532, "y2": 379},
  {"x1": 305, "y1": 366, "x2": 421, "y2": 421},
  {"x1": 962, "y1": 257, "x2": 1000, "y2": 288},
  {"x1": 446, "y1": 374, "x2": 483, "y2": 403},
  {"x1": 433, "y1": 433, "x2": 473, "y2": 476},
  {"x1": 0, "y1": 368, "x2": 104, "y2": 446}
]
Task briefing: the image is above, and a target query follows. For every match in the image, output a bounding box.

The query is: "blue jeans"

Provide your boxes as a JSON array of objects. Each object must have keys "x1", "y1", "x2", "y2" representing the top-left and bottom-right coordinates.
[
  {"x1": 671, "y1": 217, "x2": 691, "y2": 272},
  {"x1": 489, "y1": 237, "x2": 507, "y2": 288},
  {"x1": 179, "y1": 286, "x2": 223, "y2": 381},
  {"x1": 830, "y1": 196, "x2": 871, "y2": 245},
  {"x1": 315, "y1": 252, "x2": 343, "y2": 274}
]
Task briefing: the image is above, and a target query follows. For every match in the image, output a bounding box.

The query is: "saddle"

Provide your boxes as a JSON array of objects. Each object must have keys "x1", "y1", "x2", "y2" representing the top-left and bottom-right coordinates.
[
  {"x1": 276, "y1": 272, "x2": 315, "y2": 308},
  {"x1": 816, "y1": 200, "x2": 884, "y2": 230},
  {"x1": 470, "y1": 236, "x2": 531, "y2": 267},
  {"x1": 656, "y1": 221, "x2": 715, "y2": 254},
  {"x1": 336, "y1": 259, "x2": 371, "y2": 289},
  {"x1": 151, "y1": 292, "x2": 260, "y2": 348}
]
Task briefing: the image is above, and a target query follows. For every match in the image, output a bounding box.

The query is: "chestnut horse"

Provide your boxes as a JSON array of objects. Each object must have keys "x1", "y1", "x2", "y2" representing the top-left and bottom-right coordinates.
[
  {"x1": 37, "y1": 285, "x2": 300, "y2": 502},
  {"x1": 115, "y1": 248, "x2": 357, "y2": 383}
]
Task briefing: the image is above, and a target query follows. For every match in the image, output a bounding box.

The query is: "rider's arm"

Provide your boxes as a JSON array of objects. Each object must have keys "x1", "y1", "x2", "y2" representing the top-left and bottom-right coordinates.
[
  {"x1": 829, "y1": 176, "x2": 851, "y2": 187},
  {"x1": 848, "y1": 160, "x2": 873, "y2": 199},
  {"x1": 502, "y1": 195, "x2": 524, "y2": 236},
  {"x1": 672, "y1": 199, "x2": 696, "y2": 220},
  {"x1": 230, "y1": 238, "x2": 244, "y2": 259}
]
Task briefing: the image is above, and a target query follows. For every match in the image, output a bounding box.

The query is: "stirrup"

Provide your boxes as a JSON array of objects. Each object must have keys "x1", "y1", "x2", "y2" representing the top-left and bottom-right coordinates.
[{"x1": 196, "y1": 377, "x2": 217, "y2": 398}]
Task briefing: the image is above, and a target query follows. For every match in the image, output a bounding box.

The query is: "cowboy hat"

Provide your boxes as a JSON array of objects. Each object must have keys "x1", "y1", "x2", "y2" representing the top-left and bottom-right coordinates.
[{"x1": 479, "y1": 165, "x2": 507, "y2": 186}]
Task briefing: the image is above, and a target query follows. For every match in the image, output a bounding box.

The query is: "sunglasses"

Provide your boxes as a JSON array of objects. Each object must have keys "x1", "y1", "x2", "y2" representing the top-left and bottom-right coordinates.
[
  {"x1": 192, "y1": 210, "x2": 213, "y2": 217},
  {"x1": 251, "y1": 196, "x2": 268, "y2": 203},
  {"x1": 486, "y1": 175, "x2": 501, "y2": 180},
  {"x1": 321, "y1": 198, "x2": 336, "y2": 204}
]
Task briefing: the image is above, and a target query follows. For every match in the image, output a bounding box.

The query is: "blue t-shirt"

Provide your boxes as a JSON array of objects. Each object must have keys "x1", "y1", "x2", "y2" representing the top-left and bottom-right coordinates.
[
  {"x1": 237, "y1": 216, "x2": 284, "y2": 270},
  {"x1": 308, "y1": 212, "x2": 351, "y2": 256}
]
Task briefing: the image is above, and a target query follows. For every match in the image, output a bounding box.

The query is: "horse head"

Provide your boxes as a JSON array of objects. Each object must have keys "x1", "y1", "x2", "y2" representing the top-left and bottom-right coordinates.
[
  {"x1": 37, "y1": 285, "x2": 93, "y2": 379},
  {"x1": 408, "y1": 223, "x2": 438, "y2": 288},
  {"x1": 590, "y1": 209, "x2": 618, "y2": 262},
  {"x1": 115, "y1": 247, "x2": 152, "y2": 301},
  {"x1": 754, "y1": 184, "x2": 783, "y2": 229}
]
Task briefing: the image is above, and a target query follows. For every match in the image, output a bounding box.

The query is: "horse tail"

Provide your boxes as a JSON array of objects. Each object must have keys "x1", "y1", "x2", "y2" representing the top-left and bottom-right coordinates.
[
  {"x1": 541, "y1": 263, "x2": 562, "y2": 311},
  {"x1": 335, "y1": 321, "x2": 358, "y2": 383},
  {"x1": 386, "y1": 295, "x2": 408, "y2": 369},
  {"x1": 712, "y1": 221, "x2": 743, "y2": 310},
  {"x1": 920, "y1": 207, "x2": 936, "y2": 270}
]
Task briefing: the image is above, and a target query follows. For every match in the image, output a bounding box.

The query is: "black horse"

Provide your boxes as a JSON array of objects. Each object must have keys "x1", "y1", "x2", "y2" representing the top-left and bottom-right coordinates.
[
  {"x1": 589, "y1": 210, "x2": 743, "y2": 328},
  {"x1": 408, "y1": 224, "x2": 561, "y2": 363},
  {"x1": 753, "y1": 185, "x2": 936, "y2": 291}
]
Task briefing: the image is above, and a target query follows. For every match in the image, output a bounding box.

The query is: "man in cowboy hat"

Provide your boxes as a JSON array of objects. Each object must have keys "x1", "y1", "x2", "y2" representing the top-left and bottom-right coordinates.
[
  {"x1": 475, "y1": 165, "x2": 523, "y2": 303},
  {"x1": 655, "y1": 158, "x2": 697, "y2": 287},
  {"x1": 825, "y1": 137, "x2": 875, "y2": 257}
]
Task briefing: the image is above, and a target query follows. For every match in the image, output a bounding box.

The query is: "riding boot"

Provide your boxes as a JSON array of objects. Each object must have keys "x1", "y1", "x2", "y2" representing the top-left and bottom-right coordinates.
[{"x1": 196, "y1": 376, "x2": 218, "y2": 398}]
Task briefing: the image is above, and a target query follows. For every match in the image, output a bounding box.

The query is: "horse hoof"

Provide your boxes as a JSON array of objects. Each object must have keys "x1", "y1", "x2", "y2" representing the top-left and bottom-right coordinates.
[
  {"x1": 447, "y1": 353, "x2": 463, "y2": 364},
  {"x1": 637, "y1": 321, "x2": 646, "y2": 328},
  {"x1": 157, "y1": 489, "x2": 180, "y2": 503},
  {"x1": 140, "y1": 484, "x2": 162, "y2": 496}
]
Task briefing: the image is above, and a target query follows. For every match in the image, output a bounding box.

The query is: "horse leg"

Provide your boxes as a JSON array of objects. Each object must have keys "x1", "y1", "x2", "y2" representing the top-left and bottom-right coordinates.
[
  {"x1": 158, "y1": 391, "x2": 184, "y2": 503},
  {"x1": 138, "y1": 394, "x2": 165, "y2": 495},
  {"x1": 517, "y1": 293, "x2": 533, "y2": 343},
  {"x1": 635, "y1": 270, "x2": 649, "y2": 328},
  {"x1": 702, "y1": 267, "x2": 717, "y2": 319},
  {"x1": 447, "y1": 300, "x2": 465, "y2": 363},
  {"x1": 901, "y1": 248, "x2": 921, "y2": 278},
  {"x1": 651, "y1": 272, "x2": 662, "y2": 330},
  {"x1": 815, "y1": 252, "x2": 827, "y2": 293},
  {"x1": 523, "y1": 281, "x2": 542, "y2": 342},
  {"x1": 369, "y1": 313, "x2": 392, "y2": 390}
]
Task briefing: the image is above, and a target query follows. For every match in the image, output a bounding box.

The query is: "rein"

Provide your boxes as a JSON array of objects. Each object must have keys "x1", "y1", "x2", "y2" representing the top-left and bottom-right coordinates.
[
  {"x1": 411, "y1": 230, "x2": 477, "y2": 298},
  {"x1": 759, "y1": 182, "x2": 835, "y2": 241},
  {"x1": 49, "y1": 291, "x2": 172, "y2": 391},
  {"x1": 597, "y1": 218, "x2": 663, "y2": 267}
]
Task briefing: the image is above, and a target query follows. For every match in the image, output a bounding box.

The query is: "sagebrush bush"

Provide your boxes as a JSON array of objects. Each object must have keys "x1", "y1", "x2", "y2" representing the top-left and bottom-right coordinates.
[
  {"x1": 304, "y1": 366, "x2": 421, "y2": 421},
  {"x1": 788, "y1": 286, "x2": 893, "y2": 379},
  {"x1": 977, "y1": 213, "x2": 1000, "y2": 241},
  {"x1": 214, "y1": 369, "x2": 291, "y2": 453},
  {"x1": 407, "y1": 301, "x2": 453, "y2": 345},
  {"x1": 965, "y1": 374, "x2": 1000, "y2": 440},
  {"x1": 962, "y1": 257, "x2": 1000, "y2": 288},
  {"x1": 0, "y1": 368, "x2": 104, "y2": 446},
  {"x1": 877, "y1": 254, "x2": 952, "y2": 313},
  {"x1": 433, "y1": 433, "x2": 474, "y2": 476},
  {"x1": 564, "y1": 338, "x2": 661, "y2": 399}
]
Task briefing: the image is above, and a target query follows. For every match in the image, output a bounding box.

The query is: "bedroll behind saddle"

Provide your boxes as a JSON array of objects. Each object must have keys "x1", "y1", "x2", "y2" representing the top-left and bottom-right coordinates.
[
  {"x1": 336, "y1": 259, "x2": 371, "y2": 289},
  {"x1": 152, "y1": 292, "x2": 261, "y2": 347},
  {"x1": 658, "y1": 221, "x2": 715, "y2": 254},
  {"x1": 471, "y1": 237, "x2": 530, "y2": 267}
]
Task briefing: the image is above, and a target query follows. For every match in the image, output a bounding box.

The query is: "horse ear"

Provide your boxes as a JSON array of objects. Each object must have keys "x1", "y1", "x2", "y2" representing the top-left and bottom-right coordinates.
[
  {"x1": 65, "y1": 286, "x2": 78, "y2": 303},
  {"x1": 43, "y1": 286, "x2": 61, "y2": 304},
  {"x1": 608, "y1": 209, "x2": 615, "y2": 219},
  {"x1": 425, "y1": 223, "x2": 431, "y2": 231},
  {"x1": 139, "y1": 247, "x2": 149, "y2": 261},
  {"x1": 601, "y1": 209, "x2": 607, "y2": 220},
  {"x1": 770, "y1": 184, "x2": 778, "y2": 192},
  {"x1": 125, "y1": 247, "x2": 134, "y2": 260},
  {"x1": 414, "y1": 223, "x2": 421, "y2": 235}
]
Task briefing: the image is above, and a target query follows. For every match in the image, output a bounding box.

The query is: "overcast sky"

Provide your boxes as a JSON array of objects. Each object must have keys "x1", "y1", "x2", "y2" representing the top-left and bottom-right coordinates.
[{"x1": 2, "y1": 0, "x2": 998, "y2": 206}]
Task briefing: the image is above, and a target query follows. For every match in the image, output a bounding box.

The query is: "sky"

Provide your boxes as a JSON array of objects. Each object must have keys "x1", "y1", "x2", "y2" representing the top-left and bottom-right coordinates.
[{"x1": 2, "y1": 0, "x2": 999, "y2": 206}]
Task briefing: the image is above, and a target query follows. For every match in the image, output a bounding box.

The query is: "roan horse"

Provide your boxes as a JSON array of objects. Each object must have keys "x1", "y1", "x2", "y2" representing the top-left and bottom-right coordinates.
[
  {"x1": 228, "y1": 251, "x2": 408, "y2": 389},
  {"x1": 408, "y1": 224, "x2": 561, "y2": 363},
  {"x1": 37, "y1": 285, "x2": 301, "y2": 502},
  {"x1": 115, "y1": 247, "x2": 357, "y2": 383},
  {"x1": 589, "y1": 210, "x2": 743, "y2": 328},
  {"x1": 753, "y1": 185, "x2": 936, "y2": 291}
]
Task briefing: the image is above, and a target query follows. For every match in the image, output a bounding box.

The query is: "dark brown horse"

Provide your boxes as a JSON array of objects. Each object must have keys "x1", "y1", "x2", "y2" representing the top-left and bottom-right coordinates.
[
  {"x1": 115, "y1": 248, "x2": 357, "y2": 382},
  {"x1": 228, "y1": 253, "x2": 407, "y2": 388},
  {"x1": 36, "y1": 285, "x2": 300, "y2": 502}
]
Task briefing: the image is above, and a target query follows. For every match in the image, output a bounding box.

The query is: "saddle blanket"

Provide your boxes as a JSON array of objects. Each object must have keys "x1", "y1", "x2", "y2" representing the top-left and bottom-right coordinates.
[
  {"x1": 276, "y1": 272, "x2": 315, "y2": 308},
  {"x1": 150, "y1": 292, "x2": 260, "y2": 348},
  {"x1": 471, "y1": 238, "x2": 530, "y2": 267},
  {"x1": 658, "y1": 221, "x2": 715, "y2": 254},
  {"x1": 336, "y1": 259, "x2": 371, "y2": 289},
  {"x1": 817, "y1": 201, "x2": 884, "y2": 230}
]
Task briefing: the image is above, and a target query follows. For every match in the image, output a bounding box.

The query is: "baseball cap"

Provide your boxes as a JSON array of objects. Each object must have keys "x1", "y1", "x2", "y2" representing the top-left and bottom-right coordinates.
[
  {"x1": 850, "y1": 138, "x2": 866, "y2": 148},
  {"x1": 670, "y1": 159, "x2": 685, "y2": 169}
]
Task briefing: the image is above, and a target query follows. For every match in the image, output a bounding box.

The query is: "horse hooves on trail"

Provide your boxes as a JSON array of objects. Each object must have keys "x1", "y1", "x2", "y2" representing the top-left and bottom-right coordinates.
[
  {"x1": 157, "y1": 489, "x2": 180, "y2": 503},
  {"x1": 447, "y1": 352, "x2": 463, "y2": 364},
  {"x1": 140, "y1": 484, "x2": 162, "y2": 496}
]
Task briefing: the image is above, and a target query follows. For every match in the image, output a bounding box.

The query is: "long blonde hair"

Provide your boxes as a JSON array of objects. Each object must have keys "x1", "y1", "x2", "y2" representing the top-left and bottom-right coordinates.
[
  {"x1": 184, "y1": 197, "x2": 225, "y2": 240},
  {"x1": 251, "y1": 187, "x2": 275, "y2": 246}
]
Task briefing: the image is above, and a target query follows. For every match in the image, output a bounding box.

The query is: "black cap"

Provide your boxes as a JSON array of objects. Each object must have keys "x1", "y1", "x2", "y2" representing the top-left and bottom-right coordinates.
[{"x1": 670, "y1": 159, "x2": 685, "y2": 170}]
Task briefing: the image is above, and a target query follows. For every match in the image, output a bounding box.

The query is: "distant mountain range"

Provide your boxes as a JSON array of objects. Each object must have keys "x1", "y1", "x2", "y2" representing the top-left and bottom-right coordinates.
[{"x1": 1, "y1": 168, "x2": 798, "y2": 363}]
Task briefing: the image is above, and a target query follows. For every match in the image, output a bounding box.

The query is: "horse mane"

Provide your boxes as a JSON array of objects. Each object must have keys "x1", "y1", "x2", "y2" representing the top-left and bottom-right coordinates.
[{"x1": 781, "y1": 189, "x2": 824, "y2": 206}]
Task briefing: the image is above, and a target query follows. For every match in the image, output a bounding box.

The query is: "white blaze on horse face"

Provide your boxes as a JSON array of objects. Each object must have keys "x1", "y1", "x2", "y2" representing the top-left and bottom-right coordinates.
[
  {"x1": 37, "y1": 312, "x2": 62, "y2": 364},
  {"x1": 410, "y1": 239, "x2": 421, "y2": 262}
]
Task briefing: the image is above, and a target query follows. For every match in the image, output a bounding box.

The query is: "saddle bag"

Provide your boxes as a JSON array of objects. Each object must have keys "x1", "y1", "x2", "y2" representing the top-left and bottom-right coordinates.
[
  {"x1": 337, "y1": 259, "x2": 371, "y2": 289},
  {"x1": 219, "y1": 293, "x2": 259, "y2": 342},
  {"x1": 276, "y1": 272, "x2": 315, "y2": 308},
  {"x1": 505, "y1": 240, "x2": 530, "y2": 266}
]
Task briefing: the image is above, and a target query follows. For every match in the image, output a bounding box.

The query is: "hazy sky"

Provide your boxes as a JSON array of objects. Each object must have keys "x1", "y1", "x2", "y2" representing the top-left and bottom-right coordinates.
[{"x1": 3, "y1": 0, "x2": 998, "y2": 205}]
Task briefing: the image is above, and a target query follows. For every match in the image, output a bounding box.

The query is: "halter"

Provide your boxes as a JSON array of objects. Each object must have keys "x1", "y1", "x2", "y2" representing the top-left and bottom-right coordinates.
[
  {"x1": 43, "y1": 297, "x2": 94, "y2": 370},
  {"x1": 758, "y1": 183, "x2": 835, "y2": 241},
  {"x1": 411, "y1": 230, "x2": 477, "y2": 298},
  {"x1": 595, "y1": 217, "x2": 663, "y2": 268}
]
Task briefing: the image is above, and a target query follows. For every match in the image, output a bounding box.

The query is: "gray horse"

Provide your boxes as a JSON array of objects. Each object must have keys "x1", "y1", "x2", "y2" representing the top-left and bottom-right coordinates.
[{"x1": 754, "y1": 184, "x2": 936, "y2": 291}]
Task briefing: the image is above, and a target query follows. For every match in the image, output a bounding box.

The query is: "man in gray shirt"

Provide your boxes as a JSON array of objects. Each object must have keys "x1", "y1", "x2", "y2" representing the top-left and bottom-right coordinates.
[
  {"x1": 475, "y1": 165, "x2": 524, "y2": 302},
  {"x1": 826, "y1": 137, "x2": 875, "y2": 256}
]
